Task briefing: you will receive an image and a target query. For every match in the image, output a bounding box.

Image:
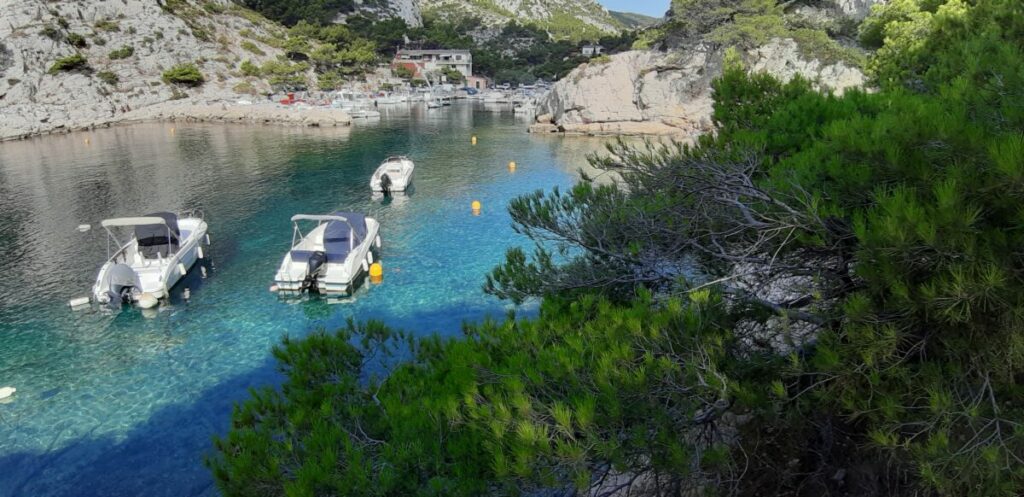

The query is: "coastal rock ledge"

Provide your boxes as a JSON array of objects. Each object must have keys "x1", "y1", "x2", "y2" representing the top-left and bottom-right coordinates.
[
  {"x1": 532, "y1": 38, "x2": 867, "y2": 137},
  {"x1": 123, "y1": 102, "x2": 353, "y2": 128}
]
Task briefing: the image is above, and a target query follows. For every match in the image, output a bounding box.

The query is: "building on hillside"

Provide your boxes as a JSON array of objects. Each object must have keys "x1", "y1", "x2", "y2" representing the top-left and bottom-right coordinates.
[
  {"x1": 582, "y1": 44, "x2": 605, "y2": 57},
  {"x1": 391, "y1": 49, "x2": 473, "y2": 80},
  {"x1": 466, "y1": 75, "x2": 491, "y2": 91}
]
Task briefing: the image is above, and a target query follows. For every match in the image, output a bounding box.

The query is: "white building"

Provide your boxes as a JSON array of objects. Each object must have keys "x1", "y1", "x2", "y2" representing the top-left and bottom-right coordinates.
[
  {"x1": 582, "y1": 44, "x2": 605, "y2": 57},
  {"x1": 392, "y1": 49, "x2": 473, "y2": 79}
]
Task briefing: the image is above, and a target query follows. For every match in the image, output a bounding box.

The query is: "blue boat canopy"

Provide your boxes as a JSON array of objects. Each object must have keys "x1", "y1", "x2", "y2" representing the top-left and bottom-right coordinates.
[{"x1": 323, "y1": 212, "x2": 367, "y2": 261}]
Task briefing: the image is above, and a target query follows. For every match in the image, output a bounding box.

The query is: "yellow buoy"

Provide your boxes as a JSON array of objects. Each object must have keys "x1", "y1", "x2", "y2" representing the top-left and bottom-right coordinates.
[
  {"x1": 369, "y1": 262, "x2": 383, "y2": 283},
  {"x1": 84, "y1": 138, "x2": 90, "y2": 145},
  {"x1": 471, "y1": 135, "x2": 477, "y2": 145},
  {"x1": 170, "y1": 127, "x2": 176, "y2": 134},
  {"x1": 508, "y1": 161, "x2": 517, "y2": 171},
  {"x1": 471, "y1": 200, "x2": 482, "y2": 214}
]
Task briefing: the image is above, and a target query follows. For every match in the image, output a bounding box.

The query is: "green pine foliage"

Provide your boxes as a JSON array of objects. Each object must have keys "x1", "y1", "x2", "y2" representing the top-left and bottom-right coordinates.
[
  {"x1": 161, "y1": 63, "x2": 205, "y2": 86},
  {"x1": 211, "y1": 1, "x2": 1024, "y2": 496},
  {"x1": 47, "y1": 53, "x2": 89, "y2": 74}
]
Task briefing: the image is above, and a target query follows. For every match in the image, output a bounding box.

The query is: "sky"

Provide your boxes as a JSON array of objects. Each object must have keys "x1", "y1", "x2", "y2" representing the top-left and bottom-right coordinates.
[{"x1": 598, "y1": 0, "x2": 670, "y2": 17}]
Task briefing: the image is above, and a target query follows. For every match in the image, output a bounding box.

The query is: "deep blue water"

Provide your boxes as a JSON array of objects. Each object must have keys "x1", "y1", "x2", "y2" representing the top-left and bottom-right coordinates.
[{"x1": 0, "y1": 103, "x2": 609, "y2": 497}]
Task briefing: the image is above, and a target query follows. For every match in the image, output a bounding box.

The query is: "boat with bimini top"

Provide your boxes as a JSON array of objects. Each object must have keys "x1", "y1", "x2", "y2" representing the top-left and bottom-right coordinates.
[
  {"x1": 273, "y1": 212, "x2": 380, "y2": 296},
  {"x1": 92, "y1": 211, "x2": 209, "y2": 308}
]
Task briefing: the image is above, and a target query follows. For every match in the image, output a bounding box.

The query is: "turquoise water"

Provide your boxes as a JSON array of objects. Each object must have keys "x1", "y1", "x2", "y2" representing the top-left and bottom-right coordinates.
[{"x1": 0, "y1": 104, "x2": 608, "y2": 497}]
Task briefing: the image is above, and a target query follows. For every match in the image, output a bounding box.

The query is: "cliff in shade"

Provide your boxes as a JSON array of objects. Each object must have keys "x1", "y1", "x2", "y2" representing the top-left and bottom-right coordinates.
[
  {"x1": 532, "y1": 0, "x2": 883, "y2": 137},
  {"x1": 0, "y1": 0, "x2": 296, "y2": 141}
]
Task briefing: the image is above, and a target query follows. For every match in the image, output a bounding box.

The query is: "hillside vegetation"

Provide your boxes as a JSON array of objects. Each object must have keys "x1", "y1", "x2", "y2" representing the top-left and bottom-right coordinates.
[
  {"x1": 209, "y1": 1, "x2": 1024, "y2": 496},
  {"x1": 609, "y1": 10, "x2": 663, "y2": 29},
  {"x1": 418, "y1": 0, "x2": 622, "y2": 41}
]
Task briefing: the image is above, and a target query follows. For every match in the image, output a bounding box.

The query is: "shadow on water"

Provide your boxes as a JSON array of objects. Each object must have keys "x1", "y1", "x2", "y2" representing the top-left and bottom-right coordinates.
[
  {"x1": 0, "y1": 356, "x2": 275, "y2": 497},
  {"x1": 0, "y1": 299, "x2": 519, "y2": 497}
]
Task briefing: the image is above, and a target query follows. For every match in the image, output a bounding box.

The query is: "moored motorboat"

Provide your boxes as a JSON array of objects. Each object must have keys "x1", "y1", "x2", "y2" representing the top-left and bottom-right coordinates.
[
  {"x1": 370, "y1": 156, "x2": 415, "y2": 193},
  {"x1": 273, "y1": 212, "x2": 381, "y2": 296},
  {"x1": 92, "y1": 211, "x2": 209, "y2": 308}
]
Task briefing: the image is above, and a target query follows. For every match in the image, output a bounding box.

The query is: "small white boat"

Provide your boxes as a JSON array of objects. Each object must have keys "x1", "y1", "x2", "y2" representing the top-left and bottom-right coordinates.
[
  {"x1": 92, "y1": 211, "x2": 208, "y2": 307},
  {"x1": 273, "y1": 212, "x2": 380, "y2": 296},
  {"x1": 350, "y1": 108, "x2": 381, "y2": 119},
  {"x1": 426, "y1": 98, "x2": 442, "y2": 109},
  {"x1": 370, "y1": 156, "x2": 415, "y2": 193}
]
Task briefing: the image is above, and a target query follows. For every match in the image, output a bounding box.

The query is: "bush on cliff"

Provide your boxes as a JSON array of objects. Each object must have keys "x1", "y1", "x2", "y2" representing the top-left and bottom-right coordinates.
[
  {"x1": 47, "y1": 53, "x2": 89, "y2": 74},
  {"x1": 162, "y1": 63, "x2": 205, "y2": 86}
]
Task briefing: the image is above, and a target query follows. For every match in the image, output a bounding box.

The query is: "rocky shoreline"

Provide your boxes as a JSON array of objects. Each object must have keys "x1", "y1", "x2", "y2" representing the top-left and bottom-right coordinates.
[{"x1": 0, "y1": 101, "x2": 353, "y2": 142}]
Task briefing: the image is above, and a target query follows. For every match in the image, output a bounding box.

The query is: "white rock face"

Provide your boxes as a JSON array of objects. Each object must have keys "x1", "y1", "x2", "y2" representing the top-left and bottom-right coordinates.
[
  {"x1": 347, "y1": 0, "x2": 422, "y2": 27},
  {"x1": 749, "y1": 39, "x2": 866, "y2": 93},
  {"x1": 0, "y1": 0, "x2": 288, "y2": 140},
  {"x1": 418, "y1": 0, "x2": 620, "y2": 36},
  {"x1": 536, "y1": 38, "x2": 869, "y2": 137}
]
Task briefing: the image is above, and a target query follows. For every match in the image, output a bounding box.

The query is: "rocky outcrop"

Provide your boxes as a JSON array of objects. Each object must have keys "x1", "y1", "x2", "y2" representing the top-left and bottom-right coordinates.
[
  {"x1": 418, "y1": 0, "x2": 621, "y2": 39},
  {"x1": 124, "y1": 102, "x2": 352, "y2": 127},
  {"x1": 534, "y1": 38, "x2": 869, "y2": 137},
  {"x1": 341, "y1": 0, "x2": 422, "y2": 27},
  {"x1": 0, "y1": 0, "x2": 294, "y2": 141}
]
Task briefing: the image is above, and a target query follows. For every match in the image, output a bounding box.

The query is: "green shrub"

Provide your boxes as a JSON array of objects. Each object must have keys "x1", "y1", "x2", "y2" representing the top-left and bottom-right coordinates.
[
  {"x1": 108, "y1": 45, "x2": 134, "y2": 60},
  {"x1": 92, "y1": 35, "x2": 107, "y2": 46},
  {"x1": 239, "y1": 59, "x2": 261, "y2": 76},
  {"x1": 66, "y1": 32, "x2": 87, "y2": 48},
  {"x1": 96, "y1": 71, "x2": 119, "y2": 85},
  {"x1": 240, "y1": 40, "x2": 265, "y2": 56},
  {"x1": 94, "y1": 19, "x2": 120, "y2": 32},
  {"x1": 202, "y1": 1, "x2": 226, "y2": 14},
  {"x1": 161, "y1": 63, "x2": 205, "y2": 86},
  {"x1": 392, "y1": 65, "x2": 414, "y2": 79},
  {"x1": 48, "y1": 53, "x2": 89, "y2": 74},
  {"x1": 232, "y1": 81, "x2": 257, "y2": 94},
  {"x1": 41, "y1": 25, "x2": 63, "y2": 41}
]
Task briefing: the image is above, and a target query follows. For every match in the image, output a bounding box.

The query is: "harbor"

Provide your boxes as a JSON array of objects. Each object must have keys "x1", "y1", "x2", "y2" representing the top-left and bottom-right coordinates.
[{"x1": 0, "y1": 103, "x2": 607, "y2": 497}]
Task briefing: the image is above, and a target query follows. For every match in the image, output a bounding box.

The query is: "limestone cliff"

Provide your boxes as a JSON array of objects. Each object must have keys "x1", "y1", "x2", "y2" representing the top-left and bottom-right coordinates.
[
  {"x1": 0, "y1": 0, "x2": 289, "y2": 140},
  {"x1": 417, "y1": 0, "x2": 621, "y2": 40},
  {"x1": 532, "y1": 1, "x2": 883, "y2": 136}
]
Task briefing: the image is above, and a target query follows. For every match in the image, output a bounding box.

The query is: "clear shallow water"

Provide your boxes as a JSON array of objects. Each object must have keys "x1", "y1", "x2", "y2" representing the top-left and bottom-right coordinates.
[{"x1": 0, "y1": 104, "x2": 610, "y2": 497}]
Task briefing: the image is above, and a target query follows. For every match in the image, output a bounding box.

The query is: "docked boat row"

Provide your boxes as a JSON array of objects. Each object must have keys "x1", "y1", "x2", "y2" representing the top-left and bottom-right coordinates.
[{"x1": 79, "y1": 157, "x2": 416, "y2": 310}]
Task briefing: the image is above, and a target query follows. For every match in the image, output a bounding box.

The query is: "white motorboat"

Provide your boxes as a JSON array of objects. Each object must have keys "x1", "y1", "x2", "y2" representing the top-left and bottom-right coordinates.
[
  {"x1": 92, "y1": 211, "x2": 209, "y2": 307},
  {"x1": 426, "y1": 98, "x2": 443, "y2": 109},
  {"x1": 370, "y1": 156, "x2": 415, "y2": 193},
  {"x1": 273, "y1": 212, "x2": 380, "y2": 296},
  {"x1": 350, "y1": 108, "x2": 382, "y2": 119}
]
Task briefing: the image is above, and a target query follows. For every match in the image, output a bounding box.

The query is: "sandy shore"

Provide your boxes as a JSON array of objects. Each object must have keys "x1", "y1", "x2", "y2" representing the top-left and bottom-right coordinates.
[{"x1": 0, "y1": 101, "x2": 353, "y2": 142}]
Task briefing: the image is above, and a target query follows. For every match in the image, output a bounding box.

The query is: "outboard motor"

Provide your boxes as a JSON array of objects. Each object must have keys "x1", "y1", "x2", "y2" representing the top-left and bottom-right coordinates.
[
  {"x1": 102, "y1": 263, "x2": 141, "y2": 308},
  {"x1": 380, "y1": 173, "x2": 392, "y2": 196},
  {"x1": 300, "y1": 251, "x2": 328, "y2": 293}
]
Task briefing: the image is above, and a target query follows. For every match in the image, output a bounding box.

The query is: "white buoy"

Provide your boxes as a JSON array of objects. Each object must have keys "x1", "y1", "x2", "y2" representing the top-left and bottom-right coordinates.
[
  {"x1": 0, "y1": 387, "x2": 15, "y2": 400},
  {"x1": 183, "y1": 288, "x2": 191, "y2": 300},
  {"x1": 200, "y1": 266, "x2": 208, "y2": 279},
  {"x1": 178, "y1": 263, "x2": 187, "y2": 275},
  {"x1": 77, "y1": 224, "x2": 91, "y2": 233},
  {"x1": 197, "y1": 247, "x2": 204, "y2": 259},
  {"x1": 205, "y1": 234, "x2": 211, "y2": 245},
  {"x1": 69, "y1": 296, "x2": 90, "y2": 308},
  {"x1": 362, "y1": 259, "x2": 369, "y2": 272},
  {"x1": 138, "y1": 293, "x2": 159, "y2": 309},
  {"x1": 366, "y1": 251, "x2": 374, "y2": 264},
  {"x1": 269, "y1": 284, "x2": 279, "y2": 293}
]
